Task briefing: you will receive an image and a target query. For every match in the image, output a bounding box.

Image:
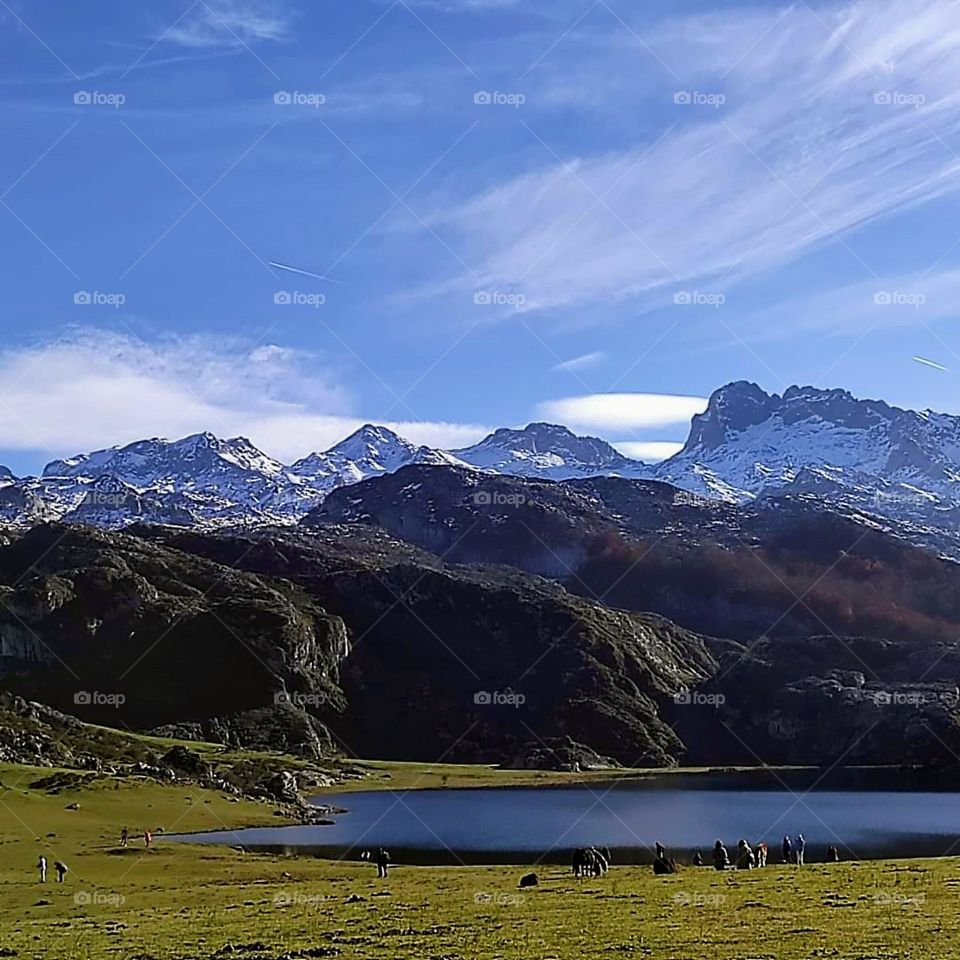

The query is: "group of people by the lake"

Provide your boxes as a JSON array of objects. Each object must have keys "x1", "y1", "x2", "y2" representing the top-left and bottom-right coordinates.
[
  {"x1": 708, "y1": 834, "x2": 807, "y2": 870},
  {"x1": 34, "y1": 825, "x2": 155, "y2": 885},
  {"x1": 120, "y1": 825, "x2": 153, "y2": 848},
  {"x1": 36, "y1": 856, "x2": 67, "y2": 883},
  {"x1": 691, "y1": 833, "x2": 837, "y2": 870}
]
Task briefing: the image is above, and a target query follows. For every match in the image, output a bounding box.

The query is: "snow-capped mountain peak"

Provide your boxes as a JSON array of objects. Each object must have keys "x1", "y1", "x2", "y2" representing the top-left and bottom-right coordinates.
[
  {"x1": 658, "y1": 381, "x2": 960, "y2": 521},
  {"x1": 453, "y1": 422, "x2": 650, "y2": 480}
]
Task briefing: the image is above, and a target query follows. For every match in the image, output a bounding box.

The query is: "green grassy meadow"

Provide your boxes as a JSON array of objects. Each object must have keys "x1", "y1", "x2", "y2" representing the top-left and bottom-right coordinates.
[{"x1": 1, "y1": 759, "x2": 957, "y2": 959}]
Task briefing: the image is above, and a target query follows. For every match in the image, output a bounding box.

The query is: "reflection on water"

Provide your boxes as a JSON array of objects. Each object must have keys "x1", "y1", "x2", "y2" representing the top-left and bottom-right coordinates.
[{"x1": 170, "y1": 771, "x2": 960, "y2": 864}]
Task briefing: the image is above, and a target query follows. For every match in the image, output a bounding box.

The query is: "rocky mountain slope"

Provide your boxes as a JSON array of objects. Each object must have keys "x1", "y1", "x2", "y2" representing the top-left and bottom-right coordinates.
[
  {"x1": 142, "y1": 524, "x2": 718, "y2": 767},
  {"x1": 307, "y1": 463, "x2": 960, "y2": 764},
  {"x1": 2, "y1": 514, "x2": 959, "y2": 767},
  {"x1": 0, "y1": 523, "x2": 717, "y2": 767},
  {"x1": 0, "y1": 524, "x2": 348, "y2": 734}
]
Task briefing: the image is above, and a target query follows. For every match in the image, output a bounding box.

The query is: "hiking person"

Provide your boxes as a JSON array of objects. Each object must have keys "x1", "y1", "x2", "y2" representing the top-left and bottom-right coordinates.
[
  {"x1": 713, "y1": 840, "x2": 729, "y2": 871},
  {"x1": 374, "y1": 847, "x2": 390, "y2": 878},
  {"x1": 54, "y1": 861, "x2": 68, "y2": 883},
  {"x1": 782, "y1": 835, "x2": 792, "y2": 864},
  {"x1": 120, "y1": 826, "x2": 129, "y2": 847},
  {"x1": 795, "y1": 834, "x2": 805, "y2": 866},
  {"x1": 37, "y1": 855, "x2": 46, "y2": 882},
  {"x1": 144, "y1": 830, "x2": 152, "y2": 849}
]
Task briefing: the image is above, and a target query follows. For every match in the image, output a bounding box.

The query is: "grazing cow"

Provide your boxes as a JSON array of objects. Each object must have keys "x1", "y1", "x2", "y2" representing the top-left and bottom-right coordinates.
[
  {"x1": 572, "y1": 847, "x2": 607, "y2": 877},
  {"x1": 572, "y1": 847, "x2": 593, "y2": 877},
  {"x1": 755, "y1": 842, "x2": 768, "y2": 867}
]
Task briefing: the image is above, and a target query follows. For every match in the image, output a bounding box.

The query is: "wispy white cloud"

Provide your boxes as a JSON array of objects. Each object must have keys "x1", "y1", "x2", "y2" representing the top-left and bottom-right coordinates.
[
  {"x1": 536, "y1": 393, "x2": 708, "y2": 431},
  {"x1": 164, "y1": 0, "x2": 290, "y2": 48},
  {"x1": 552, "y1": 350, "x2": 605, "y2": 373},
  {"x1": 425, "y1": 0, "x2": 960, "y2": 316},
  {"x1": 732, "y1": 266, "x2": 960, "y2": 341},
  {"x1": 0, "y1": 330, "x2": 491, "y2": 463}
]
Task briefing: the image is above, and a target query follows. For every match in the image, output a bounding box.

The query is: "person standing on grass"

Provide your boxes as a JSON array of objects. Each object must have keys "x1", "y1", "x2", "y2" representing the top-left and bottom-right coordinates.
[
  {"x1": 795, "y1": 834, "x2": 805, "y2": 866},
  {"x1": 144, "y1": 830, "x2": 152, "y2": 849},
  {"x1": 120, "y1": 826, "x2": 128, "y2": 847},
  {"x1": 375, "y1": 847, "x2": 390, "y2": 878},
  {"x1": 782, "y1": 835, "x2": 792, "y2": 864},
  {"x1": 37, "y1": 855, "x2": 47, "y2": 882},
  {"x1": 54, "y1": 861, "x2": 68, "y2": 883}
]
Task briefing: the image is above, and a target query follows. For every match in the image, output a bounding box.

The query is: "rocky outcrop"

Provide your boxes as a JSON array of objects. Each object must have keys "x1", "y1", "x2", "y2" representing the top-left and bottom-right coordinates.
[
  {"x1": 0, "y1": 525, "x2": 349, "y2": 738},
  {"x1": 146, "y1": 524, "x2": 718, "y2": 767}
]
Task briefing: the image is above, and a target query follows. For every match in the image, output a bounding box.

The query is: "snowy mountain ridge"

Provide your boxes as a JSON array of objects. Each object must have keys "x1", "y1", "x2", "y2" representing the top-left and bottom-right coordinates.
[{"x1": 3, "y1": 382, "x2": 960, "y2": 541}]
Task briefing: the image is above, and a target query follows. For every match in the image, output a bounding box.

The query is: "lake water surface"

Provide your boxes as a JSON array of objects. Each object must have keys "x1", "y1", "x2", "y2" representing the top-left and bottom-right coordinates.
[{"x1": 172, "y1": 771, "x2": 960, "y2": 864}]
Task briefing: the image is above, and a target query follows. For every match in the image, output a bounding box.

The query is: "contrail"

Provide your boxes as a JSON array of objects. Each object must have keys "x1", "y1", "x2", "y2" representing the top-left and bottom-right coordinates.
[
  {"x1": 268, "y1": 261, "x2": 342, "y2": 284},
  {"x1": 912, "y1": 355, "x2": 949, "y2": 372}
]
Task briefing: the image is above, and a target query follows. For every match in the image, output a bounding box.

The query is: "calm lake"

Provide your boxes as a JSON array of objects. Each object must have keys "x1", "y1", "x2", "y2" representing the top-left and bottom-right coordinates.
[{"x1": 172, "y1": 771, "x2": 960, "y2": 864}]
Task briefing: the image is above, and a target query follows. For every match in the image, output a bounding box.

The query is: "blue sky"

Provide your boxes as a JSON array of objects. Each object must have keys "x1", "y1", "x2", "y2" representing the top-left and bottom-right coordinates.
[{"x1": 3, "y1": 0, "x2": 960, "y2": 475}]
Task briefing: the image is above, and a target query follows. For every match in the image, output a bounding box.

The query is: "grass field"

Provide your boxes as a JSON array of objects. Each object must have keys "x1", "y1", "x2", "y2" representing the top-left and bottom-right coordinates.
[{"x1": 1, "y1": 759, "x2": 957, "y2": 959}]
